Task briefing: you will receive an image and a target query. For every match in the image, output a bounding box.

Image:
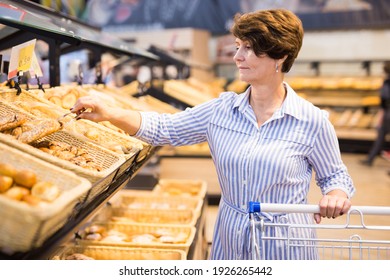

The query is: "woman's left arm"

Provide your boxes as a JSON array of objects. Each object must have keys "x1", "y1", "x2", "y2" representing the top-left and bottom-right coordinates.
[{"x1": 308, "y1": 113, "x2": 355, "y2": 223}]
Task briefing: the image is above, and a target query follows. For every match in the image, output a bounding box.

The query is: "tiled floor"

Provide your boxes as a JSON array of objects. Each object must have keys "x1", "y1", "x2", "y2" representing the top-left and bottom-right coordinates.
[{"x1": 204, "y1": 153, "x2": 390, "y2": 253}]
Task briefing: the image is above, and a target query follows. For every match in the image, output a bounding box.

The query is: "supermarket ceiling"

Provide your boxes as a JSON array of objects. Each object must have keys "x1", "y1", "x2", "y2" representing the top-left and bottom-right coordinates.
[{"x1": 91, "y1": 0, "x2": 390, "y2": 35}]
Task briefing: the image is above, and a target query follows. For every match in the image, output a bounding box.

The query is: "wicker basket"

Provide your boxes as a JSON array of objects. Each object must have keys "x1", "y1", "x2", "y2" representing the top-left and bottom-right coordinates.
[
  {"x1": 0, "y1": 88, "x2": 50, "y2": 102},
  {"x1": 0, "y1": 89, "x2": 146, "y2": 173},
  {"x1": 28, "y1": 86, "x2": 150, "y2": 163},
  {"x1": 61, "y1": 86, "x2": 151, "y2": 163},
  {"x1": 153, "y1": 179, "x2": 207, "y2": 199},
  {"x1": 0, "y1": 101, "x2": 125, "y2": 183},
  {"x1": 74, "y1": 85, "x2": 159, "y2": 162},
  {"x1": 77, "y1": 222, "x2": 195, "y2": 253},
  {"x1": 98, "y1": 206, "x2": 197, "y2": 226},
  {"x1": 53, "y1": 245, "x2": 186, "y2": 260},
  {"x1": 110, "y1": 189, "x2": 203, "y2": 218},
  {"x1": 0, "y1": 143, "x2": 91, "y2": 253}
]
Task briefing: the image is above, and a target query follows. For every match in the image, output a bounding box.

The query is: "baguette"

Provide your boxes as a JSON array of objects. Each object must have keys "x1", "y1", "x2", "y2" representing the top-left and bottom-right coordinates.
[
  {"x1": 0, "y1": 114, "x2": 27, "y2": 132},
  {"x1": 17, "y1": 119, "x2": 61, "y2": 143}
]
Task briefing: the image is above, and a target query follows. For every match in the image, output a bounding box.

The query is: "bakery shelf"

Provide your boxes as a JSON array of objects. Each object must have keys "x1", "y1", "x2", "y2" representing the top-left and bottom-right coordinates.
[
  {"x1": 0, "y1": 146, "x2": 161, "y2": 260},
  {"x1": 0, "y1": 143, "x2": 91, "y2": 253},
  {"x1": 0, "y1": 0, "x2": 211, "y2": 261}
]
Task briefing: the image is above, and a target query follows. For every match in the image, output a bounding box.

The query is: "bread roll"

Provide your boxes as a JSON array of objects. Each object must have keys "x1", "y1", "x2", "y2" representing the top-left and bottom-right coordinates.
[
  {"x1": 31, "y1": 181, "x2": 60, "y2": 202},
  {"x1": 10, "y1": 126, "x2": 23, "y2": 138},
  {"x1": 0, "y1": 163, "x2": 18, "y2": 178},
  {"x1": 61, "y1": 92, "x2": 77, "y2": 109},
  {"x1": 14, "y1": 169, "x2": 37, "y2": 188},
  {"x1": 48, "y1": 96, "x2": 63, "y2": 107},
  {"x1": 85, "y1": 225, "x2": 105, "y2": 234},
  {"x1": 65, "y1": 253, "x2": 94, "y2": 260},
  {"x1": 0, "y1": 175, "x2": 13, "y2": 193},
  {"x1": 4, "y1": 186, "x2": 30, "y2": 201},
  {"x1": 84, "y1": 128, "x2": 100, "y2": 141},
  {"x1": 22, "y1": 194, "x2": 41, "y2": 206}
]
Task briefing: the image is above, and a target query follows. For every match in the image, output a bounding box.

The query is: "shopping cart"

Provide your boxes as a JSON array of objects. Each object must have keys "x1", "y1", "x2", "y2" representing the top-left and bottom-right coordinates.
[{"x1": 248, "y1": 202, "x2": 390, "y2": 260}]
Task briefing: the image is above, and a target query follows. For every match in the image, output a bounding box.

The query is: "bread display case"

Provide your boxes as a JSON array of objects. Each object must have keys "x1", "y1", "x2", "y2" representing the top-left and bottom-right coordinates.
[{"x1": 0, "y1": 1, "x2": 208, "y2": 260}]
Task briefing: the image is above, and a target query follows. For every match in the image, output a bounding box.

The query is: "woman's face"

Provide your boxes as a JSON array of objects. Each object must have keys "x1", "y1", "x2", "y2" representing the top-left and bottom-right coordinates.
[{"x1": 233, "y1": 38, "x2": 276, "y2": 85}]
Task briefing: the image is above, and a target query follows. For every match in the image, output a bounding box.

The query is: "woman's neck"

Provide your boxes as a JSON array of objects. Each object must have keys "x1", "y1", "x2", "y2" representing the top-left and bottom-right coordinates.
[{"x1": 249, "y1": 83, "x2": 287, "y2": 126}]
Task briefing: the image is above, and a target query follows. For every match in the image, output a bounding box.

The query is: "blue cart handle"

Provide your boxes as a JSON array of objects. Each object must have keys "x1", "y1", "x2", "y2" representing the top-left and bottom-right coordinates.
[
  {"x1": 248, "y1": 201, "x2": 261, "y2": 213},
  {"x1": 248, "y1": 202, "x2": 390, "y2": 215}
]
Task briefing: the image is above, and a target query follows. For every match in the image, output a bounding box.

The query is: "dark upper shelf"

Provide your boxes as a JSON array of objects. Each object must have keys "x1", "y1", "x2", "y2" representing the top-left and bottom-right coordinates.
[{"x1": 0, "y1": 0, "x2": 158, "y2": 83}]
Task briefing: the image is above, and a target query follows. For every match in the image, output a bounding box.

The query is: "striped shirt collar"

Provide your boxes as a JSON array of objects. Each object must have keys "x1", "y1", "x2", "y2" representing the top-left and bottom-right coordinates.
[{"x1": 232, "y1": 82, "x2": 303, "y2": 120}]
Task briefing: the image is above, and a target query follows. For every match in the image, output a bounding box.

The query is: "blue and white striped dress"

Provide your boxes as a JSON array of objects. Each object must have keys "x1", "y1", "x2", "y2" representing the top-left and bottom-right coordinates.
[{"x1": 136, "y1": 83, "x2": 355, "y2": 260}]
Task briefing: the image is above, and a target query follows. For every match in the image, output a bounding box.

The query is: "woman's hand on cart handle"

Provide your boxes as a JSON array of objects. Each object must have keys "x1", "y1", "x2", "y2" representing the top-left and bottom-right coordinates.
[{"x1": 315, "y1": 189, "x2": 352, "y2": 224}]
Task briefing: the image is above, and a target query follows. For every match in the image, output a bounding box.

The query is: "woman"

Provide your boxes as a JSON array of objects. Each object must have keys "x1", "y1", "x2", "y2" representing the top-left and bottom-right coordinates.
[{"x1": 71, "y1": 9, "x2": 355, "y2": 260}]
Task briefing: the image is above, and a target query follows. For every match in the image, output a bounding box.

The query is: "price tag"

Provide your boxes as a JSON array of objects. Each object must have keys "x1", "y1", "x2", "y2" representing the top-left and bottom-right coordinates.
[
  {"x1": 8, "y1": 39, "x2": 37, "y2": 79},
  {"x1": 18, "y1": 44, "x2": 34, "y2": 71}
]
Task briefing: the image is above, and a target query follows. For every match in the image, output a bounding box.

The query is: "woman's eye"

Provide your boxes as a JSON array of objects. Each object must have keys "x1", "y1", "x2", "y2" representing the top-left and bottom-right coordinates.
[{"x1": 235, "y1": 45, "x2": 250, "y2": 51}]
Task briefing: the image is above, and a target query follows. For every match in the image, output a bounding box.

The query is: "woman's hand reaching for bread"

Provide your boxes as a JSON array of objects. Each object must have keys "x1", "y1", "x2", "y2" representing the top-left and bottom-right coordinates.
[
  {"x1": 70, "y1": 96, "x2": 142, "y2": 136},
  {"x1": 70, "y1": 95, "x2": 111, "y2": 123}
]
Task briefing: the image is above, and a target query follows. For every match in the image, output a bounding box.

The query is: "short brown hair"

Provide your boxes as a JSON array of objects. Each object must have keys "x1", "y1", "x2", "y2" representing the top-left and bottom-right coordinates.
[{"x1": 231, "y1": 9, "x2": 304, "y2": 73}]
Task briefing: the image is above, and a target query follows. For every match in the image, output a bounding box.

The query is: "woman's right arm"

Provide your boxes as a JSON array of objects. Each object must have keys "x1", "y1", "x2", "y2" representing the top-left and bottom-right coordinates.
[{"x1": 71, "y1": 95, "x2": 142, "y2": 136}]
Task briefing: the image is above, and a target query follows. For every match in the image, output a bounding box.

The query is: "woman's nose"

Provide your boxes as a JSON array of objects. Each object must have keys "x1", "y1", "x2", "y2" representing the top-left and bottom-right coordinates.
[{"x1": 233, "y1": 49, "x2": 243, "y2": 62}]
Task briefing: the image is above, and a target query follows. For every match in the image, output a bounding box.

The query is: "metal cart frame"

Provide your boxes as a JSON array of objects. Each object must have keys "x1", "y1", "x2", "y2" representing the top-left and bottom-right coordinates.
[{"x1": 248, "y1": 202, "x2": 390, "y2": 260}]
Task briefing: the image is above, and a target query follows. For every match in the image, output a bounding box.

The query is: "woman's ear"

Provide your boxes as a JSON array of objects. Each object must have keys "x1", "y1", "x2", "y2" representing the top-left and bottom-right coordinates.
[
  {"x1": 277, "y1": 55, "x2": 288, "y2": 65},
  {"x1": 275, "y1": 55, "x2": 288, "y2": 72}
]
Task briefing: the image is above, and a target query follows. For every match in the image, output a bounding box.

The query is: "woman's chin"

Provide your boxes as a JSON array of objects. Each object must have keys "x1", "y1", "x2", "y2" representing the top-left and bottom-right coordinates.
[{"x1": 238, "y1": 76, "x2": 250, "y2": 83}]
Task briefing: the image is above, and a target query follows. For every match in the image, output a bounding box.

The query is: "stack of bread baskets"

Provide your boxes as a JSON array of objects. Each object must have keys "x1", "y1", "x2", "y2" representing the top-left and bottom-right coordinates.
[{"x1": 53, "y1": 179, "x2": 207, "y2": 260}]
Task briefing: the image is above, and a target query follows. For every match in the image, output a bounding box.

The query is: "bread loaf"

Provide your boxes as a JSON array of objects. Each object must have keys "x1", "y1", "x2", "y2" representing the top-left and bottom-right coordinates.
[
  {"x1": 17, "y1": 119, "x2": 61, "y2": 143},
  {"x1": 0, "y1": 114, "x2": 27, "y2": 132}
]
